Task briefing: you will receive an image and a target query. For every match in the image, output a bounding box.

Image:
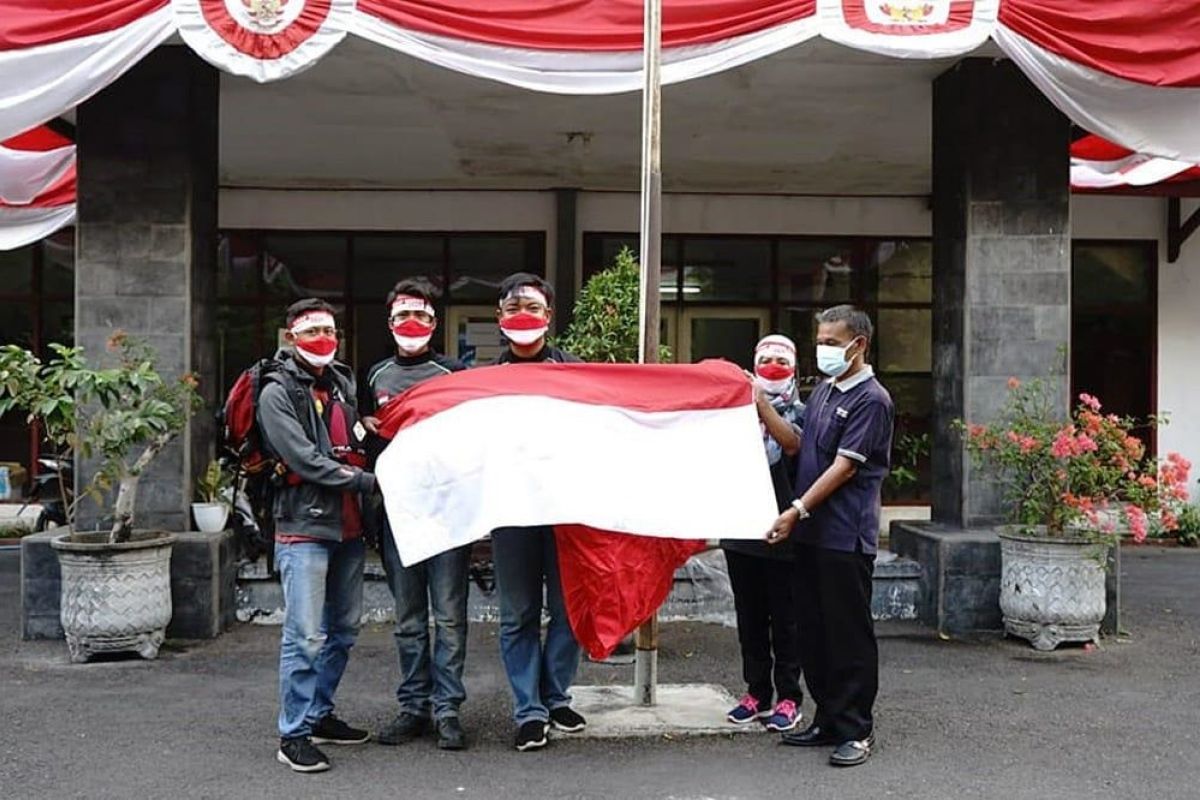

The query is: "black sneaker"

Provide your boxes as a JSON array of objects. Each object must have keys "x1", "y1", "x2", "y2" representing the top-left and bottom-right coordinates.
[
  {"x1": 310, "y1": 713, "x2": 370, "y2": 746},
  {"x1": 376, "y1": 712, "x2": 429, "y2": 746},
  {"x1": 549, "y1": 706, "x2": 587, "y2": 733},
  {"x1": 277, "y1": 736, "x2": 330, "y2": 773},
  {"x1": 515, "y1": 720, "x2": 550, "y2": 752},
  {"x1": 436, "y1": 716, "x2": 467, "y2": 751}
]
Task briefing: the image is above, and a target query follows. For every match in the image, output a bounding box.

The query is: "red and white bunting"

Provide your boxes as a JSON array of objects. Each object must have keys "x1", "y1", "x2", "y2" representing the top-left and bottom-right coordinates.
[
  {"x1": 1071, "y1": 134, "x2": 1200, "y2": 192},
  {"x1": 818, "y1": 0, "x2": 999, "y2": 59},
  {"x1": 174, "y1": 0, "x2": 355, "y2": 83},
  {"x1": 0, "y1": 126, "x2": 76, "y2": 250}
]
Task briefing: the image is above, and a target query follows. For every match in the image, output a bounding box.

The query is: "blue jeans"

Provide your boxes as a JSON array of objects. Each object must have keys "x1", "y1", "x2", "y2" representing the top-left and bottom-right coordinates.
[
  {"x1": 491, "y1": 526, "x2": 581, "y2": 725},
  {"x1": 276, "y1": 537, "x2": 365, "y2": 739},
  {"x1": 381, "y1": 526, "x2": 470, "y2": 720}
]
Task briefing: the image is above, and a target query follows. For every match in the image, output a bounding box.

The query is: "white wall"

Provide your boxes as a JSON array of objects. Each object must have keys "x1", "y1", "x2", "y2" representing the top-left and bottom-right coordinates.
[{"x1": 1074, "y1": 195, "x2": 1200, "y2": 469}]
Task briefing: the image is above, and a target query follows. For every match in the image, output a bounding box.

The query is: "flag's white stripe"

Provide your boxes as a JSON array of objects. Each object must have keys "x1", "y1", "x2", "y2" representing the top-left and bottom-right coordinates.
[
  {"x1": 0, "y1": 205, "x2": 76, "y2": 251},
  {"x1": 377, "y1": 394, "x2": 778, "y2": 566},
  {"x1": 348, "y1": 11, "x2": 821, "y2": 95},
  {"x1": 995, "y1": 24, "x2": 1200, "y2": 164},
  {"x1": 0, "y1": 144, "x2": 75, "y2": 205},
  {"x1": 0, "y1": 7, "x2": 175, "y2": 142},
  {"x1": 1070, "y1": 154, "x2": 1194, "y2": 189}
]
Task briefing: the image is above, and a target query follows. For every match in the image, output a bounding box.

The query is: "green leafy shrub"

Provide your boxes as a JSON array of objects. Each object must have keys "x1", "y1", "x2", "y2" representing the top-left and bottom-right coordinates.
[{"x1": 559, "y1": 247, "x2": 672, "y2": 364}]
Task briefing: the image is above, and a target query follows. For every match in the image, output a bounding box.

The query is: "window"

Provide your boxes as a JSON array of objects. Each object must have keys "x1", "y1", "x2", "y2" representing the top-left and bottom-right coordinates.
[
  {"x1": 584, "y1": 232, "x2": 933, "y2": 501},
  {"x1": 216, "y1": 231, "x2": 545, "y2": 389},
  {"x1": 1072, "y1": 241, "x2": 1156, "y2": 451},
  {"x1": 0, "y1": 231, "x2": 75, "y2": 473}
]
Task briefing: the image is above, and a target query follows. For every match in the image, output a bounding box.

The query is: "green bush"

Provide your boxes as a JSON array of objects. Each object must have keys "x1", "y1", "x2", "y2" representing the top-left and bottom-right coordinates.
[
  {"x1": 559, "y1": 247, "x2": 671, "y2": 364},
  {"x1": 1175, "y1": 502, "x2": 1200, "y2": 547}
]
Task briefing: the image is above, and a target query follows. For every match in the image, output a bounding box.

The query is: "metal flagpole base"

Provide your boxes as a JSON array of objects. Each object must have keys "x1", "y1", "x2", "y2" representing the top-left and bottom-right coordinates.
[{"x1": 633, "y1": 615, "x2": 659, "y2": 706}]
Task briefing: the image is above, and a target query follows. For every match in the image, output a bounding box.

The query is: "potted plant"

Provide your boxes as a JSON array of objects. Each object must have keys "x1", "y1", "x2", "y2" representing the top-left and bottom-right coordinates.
[
  {"x1": 0, "y1": 332, "x2": 200, "y2": 662},
  {"x1": 960, "y1": 378, "x2": 1190, "y2": 650},
  {"x1": 192, "y1": 459, "x2": 232, "y2": 533}
]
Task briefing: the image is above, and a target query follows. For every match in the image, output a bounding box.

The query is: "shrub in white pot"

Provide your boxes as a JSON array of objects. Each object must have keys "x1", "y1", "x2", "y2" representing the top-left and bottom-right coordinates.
[
  {"x1": 0, "y1": 332, "x2": 200, "y2": 662},
  {"x1": 192, "y1": 459, "x2": 232, "y2": 533}
]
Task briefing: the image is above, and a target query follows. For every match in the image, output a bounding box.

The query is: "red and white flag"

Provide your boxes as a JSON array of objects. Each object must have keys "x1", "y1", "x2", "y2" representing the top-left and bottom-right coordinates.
[
  {"x1": 0, "y1": 125, "x2": 76, "y2": 250},
  {"x1": 374, "y1": 359, "x2": 778, "y2": 658}
]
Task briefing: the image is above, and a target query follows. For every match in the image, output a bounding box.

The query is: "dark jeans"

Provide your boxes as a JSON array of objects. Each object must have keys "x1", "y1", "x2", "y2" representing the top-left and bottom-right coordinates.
[
  {"x1": 380, "y1": 526, "x2": 470, "y2": 720},
  {"x1": 724, "y1": 548, "x2": 802, "y2": 706},
  {"x1": 794, "y1": 542, "x2": 878, "y2": 742},
  {"x1": 491, "y1": 526, "x2": 581, "y2": 725}
]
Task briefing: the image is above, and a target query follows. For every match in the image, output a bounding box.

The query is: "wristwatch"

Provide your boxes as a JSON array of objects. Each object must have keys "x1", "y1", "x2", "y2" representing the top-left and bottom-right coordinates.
[{"x1": 790, "y1": 498, "x2": 810, "y2": 520}]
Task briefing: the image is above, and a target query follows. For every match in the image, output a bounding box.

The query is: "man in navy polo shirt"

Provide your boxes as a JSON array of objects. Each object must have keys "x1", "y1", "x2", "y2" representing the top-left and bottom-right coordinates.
[{"x1": 766, "y1": 304, "x2": 894, "y2": 768}]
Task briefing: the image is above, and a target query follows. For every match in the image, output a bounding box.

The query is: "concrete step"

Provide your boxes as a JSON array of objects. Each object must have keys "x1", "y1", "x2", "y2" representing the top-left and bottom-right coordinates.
[{"x1": 235, "y1": 547, "x2": 922, "y2": 627}]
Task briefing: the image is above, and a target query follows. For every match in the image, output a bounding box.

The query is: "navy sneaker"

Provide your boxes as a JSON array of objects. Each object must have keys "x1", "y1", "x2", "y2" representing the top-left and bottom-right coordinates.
[
  {"x1": 277, "y1": 737, "x2": 330, "y2": 773},
  {"x1": 765, "y1": 699, "x2": 802, "y2": 732},
  {"x1": 726, "y1": 694, "x2": 770, "y2": 724}
]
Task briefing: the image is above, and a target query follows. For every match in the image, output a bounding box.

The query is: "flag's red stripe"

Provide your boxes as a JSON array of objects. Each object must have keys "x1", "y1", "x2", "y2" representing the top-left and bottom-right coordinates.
[
  {"x1": 1000, "y1": 0, "x2": 1200, "y2": 88},
  {"x1": 0, "y1": 0, "x2": 166, "y2": 50},
  {"x1": 358, "y1": 0, "x2": 815, "y2": 53},
  {"x1": 375, "y1": 360, "x2": 750, "y2": 438}
]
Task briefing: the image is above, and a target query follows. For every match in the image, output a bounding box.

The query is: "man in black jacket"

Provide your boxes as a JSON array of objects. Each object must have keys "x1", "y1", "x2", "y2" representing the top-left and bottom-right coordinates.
[
  {"x1": 258, "y1": 299, "x2": 375, "y2": 774},
  {"x1": 361, "y1": 278, "x2": 471, "y2": 751},
  {"x1": 490, "y1": 273, "x2": 587, "y2": 752}
]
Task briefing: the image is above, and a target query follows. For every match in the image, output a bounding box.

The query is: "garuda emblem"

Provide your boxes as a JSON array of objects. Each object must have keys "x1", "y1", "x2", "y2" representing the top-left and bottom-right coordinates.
[{"x1": 242, "y1": 0, "x2": 289, "y2": 29}]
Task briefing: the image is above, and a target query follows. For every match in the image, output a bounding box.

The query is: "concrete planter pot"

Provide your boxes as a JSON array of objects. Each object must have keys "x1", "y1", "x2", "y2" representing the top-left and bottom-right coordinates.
[
  {"x1": 191, "y1": 502, "x2": 230, "y2": 533},
  {"x1": 50, "y1": 530, "x2": 176, "y2": 663},
  {"x1": 998, "y1": 528, "x2": 1107, "y2": 651}
]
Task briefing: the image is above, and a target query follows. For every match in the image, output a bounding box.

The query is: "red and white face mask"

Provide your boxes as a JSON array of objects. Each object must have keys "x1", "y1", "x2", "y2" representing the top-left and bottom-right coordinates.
[
  {"x1": 290, "y1": 311, "x2": 338, "y2": 368},
  {"x1": 499, "y1": 311, "x2": 549, "y2": 347},
  {"x1": 391, "y1": 318, "x2": 434, "y2": 354},
  {"x1": 754, "y1": 362, "x2": 795, "y2": 395}
]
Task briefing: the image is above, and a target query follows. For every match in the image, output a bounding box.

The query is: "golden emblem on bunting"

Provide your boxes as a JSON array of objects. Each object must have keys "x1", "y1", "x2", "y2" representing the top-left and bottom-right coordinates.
[
  {"x1": 878, "y1": 3, "x2": 937, "y2": 23},
  {"x1": 241, "y1": 0, "x2": 289, "y2": 29}
]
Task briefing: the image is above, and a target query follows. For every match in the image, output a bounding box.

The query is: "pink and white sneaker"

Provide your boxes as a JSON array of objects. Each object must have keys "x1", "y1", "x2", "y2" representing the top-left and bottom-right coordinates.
[
  {"x1": 726, "y1": 695, "x2": 770, "y2": 724},
  {"x1": 765, "y1": 699, "x2": 801, "y2": 732}
]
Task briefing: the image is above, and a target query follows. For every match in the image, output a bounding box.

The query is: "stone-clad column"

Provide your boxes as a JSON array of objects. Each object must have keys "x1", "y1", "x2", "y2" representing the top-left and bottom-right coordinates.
[
  {"x1": 75, "y1": 48, "x2": 219, "y2": 531},
  {"x1": 931, "y1": 59, "x2": 1071, "y2": 527}
]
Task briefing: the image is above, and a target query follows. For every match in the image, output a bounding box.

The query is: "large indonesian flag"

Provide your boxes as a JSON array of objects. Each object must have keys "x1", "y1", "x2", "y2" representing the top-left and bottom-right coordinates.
[
  {"x1": 0, "y1": 1, "x2": 1198, "y2": 162},
  {"x1": 373, "y1": 360, "x2": 777, "y2": 658}
]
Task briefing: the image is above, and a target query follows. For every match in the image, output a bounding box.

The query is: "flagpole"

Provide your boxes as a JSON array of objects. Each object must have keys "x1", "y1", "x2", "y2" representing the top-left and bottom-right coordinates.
[{"x1": 634, "y1": 0, "x2": 662, "y2": 708}]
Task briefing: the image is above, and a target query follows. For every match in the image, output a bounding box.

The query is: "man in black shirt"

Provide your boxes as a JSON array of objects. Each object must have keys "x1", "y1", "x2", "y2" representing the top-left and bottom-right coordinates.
[
  {"x1": 491, "y1": 273, "x2": 586, "y2": 752},
  {"x1": 362, "y1": 278, "x2": 470, "y2": 751}
]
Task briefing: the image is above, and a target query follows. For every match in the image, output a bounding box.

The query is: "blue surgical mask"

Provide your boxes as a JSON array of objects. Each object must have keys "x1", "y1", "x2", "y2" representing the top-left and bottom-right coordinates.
[{"x1": 816, "y1": 339, "x2": 859, "y2": 378}]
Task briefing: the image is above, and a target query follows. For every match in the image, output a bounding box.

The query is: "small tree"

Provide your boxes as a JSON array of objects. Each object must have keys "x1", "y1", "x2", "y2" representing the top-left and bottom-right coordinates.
[
  {"x1": 559, "y1": 247, "x2": 671, "y2": 363},
  {"x1": 0, "y1": 332, "x2": 200, "y2": 543}
]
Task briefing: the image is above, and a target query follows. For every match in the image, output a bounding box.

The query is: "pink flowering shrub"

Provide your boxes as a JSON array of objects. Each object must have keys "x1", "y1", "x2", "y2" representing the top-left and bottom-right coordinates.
[{"x1": 957, "y1": 378, "x2": 1191, "y2": 543}]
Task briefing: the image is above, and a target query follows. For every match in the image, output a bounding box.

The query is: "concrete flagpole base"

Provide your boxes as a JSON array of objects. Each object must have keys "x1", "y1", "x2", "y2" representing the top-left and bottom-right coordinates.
[{"x1": 566, "y1": 684, "x2": 769, "y2": 738}]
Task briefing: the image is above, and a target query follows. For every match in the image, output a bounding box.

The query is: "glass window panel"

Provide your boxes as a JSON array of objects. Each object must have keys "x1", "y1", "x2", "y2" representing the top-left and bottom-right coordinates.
[
  {"x1": 218, "y1": 233, "x2": 262, "y2": 299},
  {"x1": 783, "y1": 307, "x2": 820, "y2": 386},
  {"x1": 39, "y1": 302, "x2": 73, "y2": 354},
  {"x1": 778, "y1": 240, "x2": 855, "y2": 304},
  {"x1": 877, "y1": 309, "x2": 932, "y2": 373},
  {"x1": 39, "y1": 229, "x2": 75, "y2": 296},
  {"x1": 681, "y1": 238, "x2": 771, "y2": 302},
  {"x1": 584, "y1": 233, "x2": 678, "y2": 296},
  {"x1": 0, "y1": 246, "x2": 34, "y2": 294},
  {"x1": 688, "y1": 317, "x2": 761, "y2": 368},
  {"x1": 873, "y1": 240, "x2": 931, "y2": 303},
  {"x1": 1073, "y1": 243, "x2": 1152, "y2": 307},
  {"x1": 261, "y1": 234, "x2": 347, "y2": 301},
  {"x1": 216, "y1": 304, "x2": 261, "y2": 392},
  {"x1": 881, "y1": 375, "x2": 933, "y2": 503},
  {"x1": 354, "y1": 235, "x2": 444, "y2": 303},
  {"x1": 448, "y1": 236, "x2": 539, "y2": 304},
  {"x1": 0, "y1": 301, "x2": 33, "y2": 349}
]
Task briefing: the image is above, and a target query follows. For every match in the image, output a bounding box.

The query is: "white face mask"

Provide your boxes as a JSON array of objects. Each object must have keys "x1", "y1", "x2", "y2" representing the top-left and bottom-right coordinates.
[
  {"x1": 502, "y1": 327, "x2": 547, "y2": 346},
  {"x1": 816, "y1": 339, "x2": 859, "y2": 378}
]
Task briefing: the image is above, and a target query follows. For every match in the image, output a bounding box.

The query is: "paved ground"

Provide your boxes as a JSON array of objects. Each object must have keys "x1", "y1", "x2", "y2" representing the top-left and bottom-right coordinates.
[{"x1": 2, "y1": 546, "x2": 1198, "y2": 800}]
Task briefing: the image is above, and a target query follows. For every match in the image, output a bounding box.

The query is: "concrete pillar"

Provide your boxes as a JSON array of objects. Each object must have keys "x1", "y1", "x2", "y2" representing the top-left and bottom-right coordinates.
[
  {"x1": 75, "y1": 48, "x2": 219, "y2": 531},
  {"x1": 930, "y1": 59, "x2": 1071, "y2": 528}
]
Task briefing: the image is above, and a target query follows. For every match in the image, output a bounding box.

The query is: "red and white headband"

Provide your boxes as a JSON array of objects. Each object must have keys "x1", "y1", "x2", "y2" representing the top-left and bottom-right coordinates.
[
  {"x1": 502, "y1": 285, "x2": 548, "y2": 306},
  {"x1": 390, "y1": 295, "x2": 435, "y2": 318},
  {"x1": 755, "y1": 334, "x2": 796, "y2": 366},
  {"x1": 289, "y1": 311, "x2": 336, "y2": 335}
]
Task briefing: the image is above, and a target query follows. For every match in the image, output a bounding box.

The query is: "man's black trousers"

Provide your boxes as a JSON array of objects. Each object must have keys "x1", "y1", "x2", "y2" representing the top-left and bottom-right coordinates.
[
  {"x1": 724, "y1": 548, "x2": 803, "y2": 707},
  {"x1": 794, "y1": 542, "x2": 877, "y2": 742}
]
